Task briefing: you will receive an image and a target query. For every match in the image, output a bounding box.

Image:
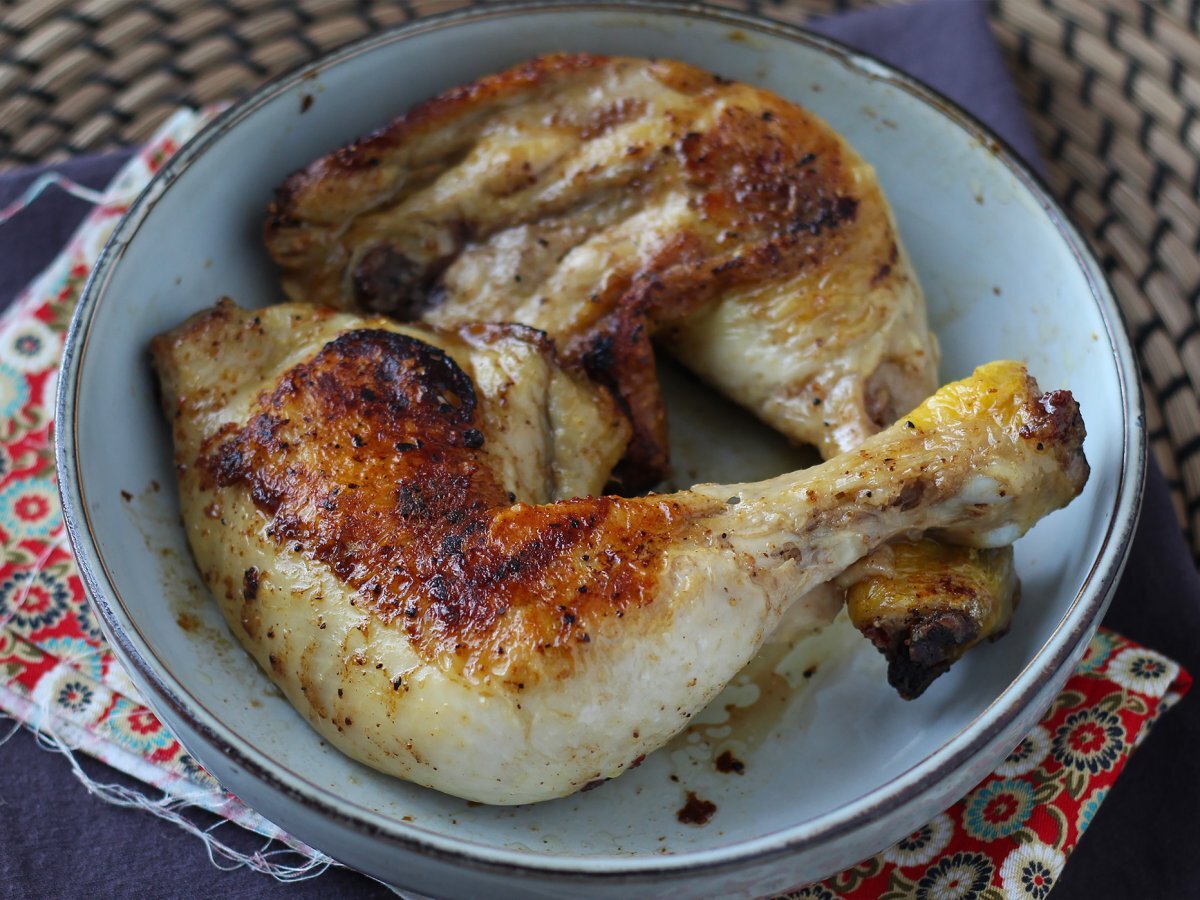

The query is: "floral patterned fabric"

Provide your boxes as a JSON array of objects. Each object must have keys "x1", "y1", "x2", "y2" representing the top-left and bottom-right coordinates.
[
  {"x1": 0, "y1": 111, "x2": 1192, "y2": 895},
  {"x1": 796, "y1": 639, "x2": 1190, "y2": 898},
  {"x1": 0, "y1": 109, "x2": 325, "y2": 857}
]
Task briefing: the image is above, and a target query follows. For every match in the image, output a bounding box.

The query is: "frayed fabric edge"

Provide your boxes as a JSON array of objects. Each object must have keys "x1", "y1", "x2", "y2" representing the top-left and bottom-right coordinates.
[{"x1": 0, "y1": 684, "x2": 336, "y2": 883}]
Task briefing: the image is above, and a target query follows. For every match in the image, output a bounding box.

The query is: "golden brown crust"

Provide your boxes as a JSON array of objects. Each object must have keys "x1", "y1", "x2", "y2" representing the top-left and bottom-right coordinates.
[
  {"x1": 267, "y1": 53, "x2": 614, "y2": 229},
  {"x1": 200, "y1": 328, "x2": 687, "y2": 685}
]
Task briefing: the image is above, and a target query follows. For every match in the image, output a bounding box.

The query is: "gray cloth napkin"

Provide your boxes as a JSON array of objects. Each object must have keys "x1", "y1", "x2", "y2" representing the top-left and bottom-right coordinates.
[{"x1": 1, "y1": 1, "x2": 1197, "y2": 897}]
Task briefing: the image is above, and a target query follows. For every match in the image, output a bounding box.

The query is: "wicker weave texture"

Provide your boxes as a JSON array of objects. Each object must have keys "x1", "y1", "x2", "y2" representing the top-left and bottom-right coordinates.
[
  {"x1": 2, "y1": 0, "x2": 1198, "y2": 555},
  {"x1": 989, "y1": 0, "x2": 1200, "y2": 552}
]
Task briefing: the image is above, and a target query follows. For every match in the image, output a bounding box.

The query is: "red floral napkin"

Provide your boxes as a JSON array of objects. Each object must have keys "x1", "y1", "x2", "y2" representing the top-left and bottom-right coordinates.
[
  {"x1": 799, "y1": 630, "x2": 1190, "y2": 898},
  {"x1": 0, "y1": 111, "x2": 331, "y2": 869},
  {"x1": 0, "y1": 111, "x2": 1191, "y2": 896}
]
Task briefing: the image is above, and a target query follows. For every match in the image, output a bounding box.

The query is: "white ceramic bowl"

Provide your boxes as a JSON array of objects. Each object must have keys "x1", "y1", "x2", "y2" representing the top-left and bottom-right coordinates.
[{"x1": 57, "y1": 3, "x2": 1143, "y2": 897}]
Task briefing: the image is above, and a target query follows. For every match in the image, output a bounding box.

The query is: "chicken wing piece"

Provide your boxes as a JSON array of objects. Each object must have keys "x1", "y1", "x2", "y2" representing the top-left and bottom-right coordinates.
[
  {"x1": 844, "y1": 539, "x2": 1018, "y2": 699},
  {"x1": 152, "y1": 301, "x2": 1087, "y2": 804},
  {"x1": 264, "y1": 53, "x2": 937, "y2": 486}
]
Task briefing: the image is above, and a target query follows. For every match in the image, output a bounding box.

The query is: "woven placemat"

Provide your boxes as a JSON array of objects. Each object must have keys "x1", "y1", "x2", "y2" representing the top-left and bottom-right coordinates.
[{"x1": 2, "y1": 0, "x2": 1198, "y2": 556}]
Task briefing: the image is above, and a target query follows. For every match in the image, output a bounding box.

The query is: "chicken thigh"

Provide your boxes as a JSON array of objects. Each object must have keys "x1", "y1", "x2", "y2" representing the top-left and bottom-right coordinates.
[
  {"x1": 152, "y1": 301, "x2": 1087, "y2": 804},
  {"x1": 264, "y1": 53, "x2": 937, "y2": 485}
]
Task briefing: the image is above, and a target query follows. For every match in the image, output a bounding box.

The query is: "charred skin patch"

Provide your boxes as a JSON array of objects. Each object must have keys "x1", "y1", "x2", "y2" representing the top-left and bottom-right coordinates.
[
  {"x1": 677, "y1": 103, "x2": 859, "y2": 256},
  {"x1": 351, "y1": 244, "x2": 446, "y2": 317},
  {"x1": 202, "y1": 329, "x2": 685, "y2": 685},
  {"x1": 1021, "y1": 389, "x2": 1089, "y2": 489},
  {"x1": 242, "y1": 566, "x2": 260, "y2": 600},
  {"x1": 861, "y1": 609, "x2": 981, "y2": 700},
  {"x1": 1020, "y1": 389, "x2": 1084, "y2": 446},
  {"x1": 573, "y1": 310, "x2": 667, "y2": 492},
  {"x1": 892, "y1": 478, "x2": 927, "y2": 512}
]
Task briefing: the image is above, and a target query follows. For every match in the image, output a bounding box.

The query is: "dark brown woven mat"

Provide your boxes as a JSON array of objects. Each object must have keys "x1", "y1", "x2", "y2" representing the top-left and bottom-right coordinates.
[{"x1": 2, "y1": 0, "x2": 1198, "y2": 556}]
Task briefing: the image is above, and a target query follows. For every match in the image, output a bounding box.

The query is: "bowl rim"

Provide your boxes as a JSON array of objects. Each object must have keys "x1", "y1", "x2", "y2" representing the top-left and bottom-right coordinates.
[{"x1": 56, "y1": 0, "x2": 1145, "y2": 883}]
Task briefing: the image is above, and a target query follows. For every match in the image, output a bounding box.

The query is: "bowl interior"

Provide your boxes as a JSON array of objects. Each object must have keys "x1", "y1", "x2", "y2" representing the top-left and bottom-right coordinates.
[{"x1": 64, "y1": 4, "x2": 1133, "y2": 869}]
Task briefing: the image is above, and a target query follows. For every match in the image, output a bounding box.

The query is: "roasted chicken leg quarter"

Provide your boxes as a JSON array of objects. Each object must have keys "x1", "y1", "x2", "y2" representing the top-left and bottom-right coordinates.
[
  {"x1": 153, "y1": 301, "x2": 1088, "y2": 805},
  {"x1": 265, "y1": 53, "x2": 938, "y2": 485}
]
